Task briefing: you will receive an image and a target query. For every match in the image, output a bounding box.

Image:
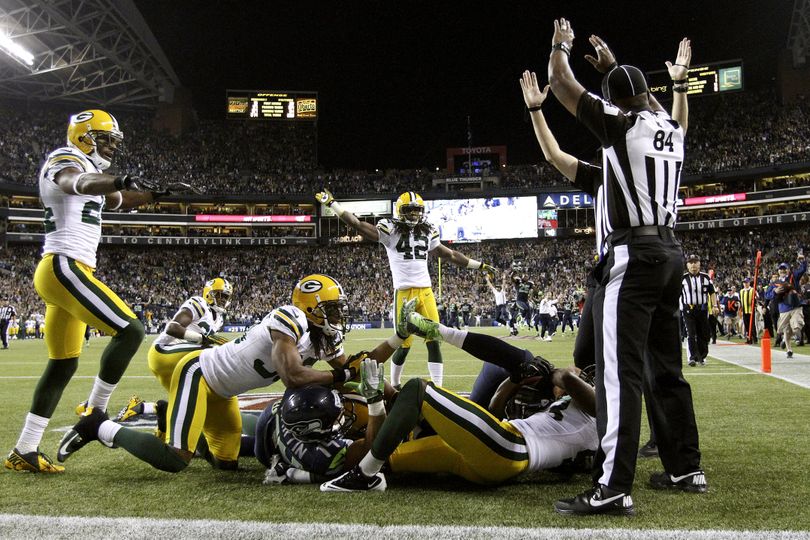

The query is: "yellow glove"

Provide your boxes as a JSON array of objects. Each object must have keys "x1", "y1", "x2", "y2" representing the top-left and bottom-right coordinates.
[{"x1": 315, "y1": 188, "x2": 335, "y2": 206}]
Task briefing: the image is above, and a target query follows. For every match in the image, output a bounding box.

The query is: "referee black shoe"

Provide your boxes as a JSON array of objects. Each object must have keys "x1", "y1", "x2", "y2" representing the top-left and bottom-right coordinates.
[
  {"x1": 649, "y1": 470, "x2": 707, "y2": 493},
  {"x1": 554, "y1": 484, "x2": 635, "y2": 516}
]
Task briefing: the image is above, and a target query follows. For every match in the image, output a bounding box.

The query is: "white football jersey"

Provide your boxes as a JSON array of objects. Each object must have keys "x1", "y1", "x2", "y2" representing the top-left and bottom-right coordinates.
[
  {"x1": 39, "y1": 146, "x2": 107, "y2": 268},
  {"x1": 376, "y1": 218, "x2": 441, "y2": 290},
  {"x1": 200, "y1": 305, "x2": 344, "y2": 398},
  {"x1": 509, "y1": 396, "x2": 598, "y2": 472},
  {"x1": 153, "y1": 296, "x2": 224, "y2": 347}
]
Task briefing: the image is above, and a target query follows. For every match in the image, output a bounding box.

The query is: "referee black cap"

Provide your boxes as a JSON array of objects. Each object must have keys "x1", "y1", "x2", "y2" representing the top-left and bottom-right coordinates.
[
  {"x1": 601, "y1": 65, "x2": 649, "y2": 102},
  {"x1": 686, "y1": 254, "x2": 700, "y2": 262}
]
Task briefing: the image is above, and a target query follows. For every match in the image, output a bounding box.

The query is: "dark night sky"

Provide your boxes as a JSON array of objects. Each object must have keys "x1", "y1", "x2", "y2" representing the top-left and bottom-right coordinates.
[{"x1": 136, "y1": 0, "x2": 792, "y2": 170}]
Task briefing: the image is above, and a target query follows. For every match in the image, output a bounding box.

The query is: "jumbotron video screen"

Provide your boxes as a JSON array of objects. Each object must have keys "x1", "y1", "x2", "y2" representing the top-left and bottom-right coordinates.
[{"x1": 424, "y1": 196, "x2": 538, "y2": 242}]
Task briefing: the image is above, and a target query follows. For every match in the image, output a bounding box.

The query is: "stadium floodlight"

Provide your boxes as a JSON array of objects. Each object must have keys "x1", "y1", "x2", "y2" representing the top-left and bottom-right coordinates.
[{"x1": 0, "y1": 33, "x2": 34, "y2": 66}]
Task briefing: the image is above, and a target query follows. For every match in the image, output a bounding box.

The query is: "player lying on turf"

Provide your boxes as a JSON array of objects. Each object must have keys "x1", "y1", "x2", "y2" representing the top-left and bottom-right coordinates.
[
  {"x1": 55, "y1": 274, "x2": 409, "y2": 473},
  {"x1": 320, "y1": 327, "x2": 598, "y2": 491}
]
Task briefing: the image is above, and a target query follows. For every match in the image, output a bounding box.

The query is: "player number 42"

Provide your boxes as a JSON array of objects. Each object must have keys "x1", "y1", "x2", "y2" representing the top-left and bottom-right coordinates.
[{"x1": 396, "y1": 235, "x2": 428, "y2": 260}]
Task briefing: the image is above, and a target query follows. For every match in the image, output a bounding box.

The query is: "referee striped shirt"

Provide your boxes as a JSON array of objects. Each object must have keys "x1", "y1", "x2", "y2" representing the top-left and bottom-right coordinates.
[
  {"x1": 576, "y1": 92, "x2": 684, "y2": 256},
  {"x1": 0, "y1": 306, "x2": 15, "y2": 321},
  {"x1": 681, "y1": 272, "x2": 715, "y2": 308}
]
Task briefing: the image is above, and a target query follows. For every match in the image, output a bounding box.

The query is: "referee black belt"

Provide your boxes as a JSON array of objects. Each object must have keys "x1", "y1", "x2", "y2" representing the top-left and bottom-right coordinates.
[
  {"x1": 605, "y1": 225, "x2": 676, "y2": 248},
  {"x1": 684, "y1": 304, "x2": 708, "y2": 311}
]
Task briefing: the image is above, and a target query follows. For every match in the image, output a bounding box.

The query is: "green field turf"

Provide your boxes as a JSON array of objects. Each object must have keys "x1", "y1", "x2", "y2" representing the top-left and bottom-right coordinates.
[{"x1": 1, "y1": 328, "x2": 809, "y2": 532}]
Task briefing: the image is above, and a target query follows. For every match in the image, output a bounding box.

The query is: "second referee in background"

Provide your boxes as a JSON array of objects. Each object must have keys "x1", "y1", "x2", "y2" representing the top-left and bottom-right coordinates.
[{"x1": 681, "y1": 254, "x2": 719, "y2": 366}]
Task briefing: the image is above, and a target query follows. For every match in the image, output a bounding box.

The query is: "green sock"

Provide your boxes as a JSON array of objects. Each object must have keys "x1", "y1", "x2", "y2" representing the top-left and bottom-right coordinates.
[
  {"x1": 370, "y1": 378, "x2": 426, "y2": 460},
  {"x1": 98, "y1": 319, "x2": 145, "y2": 383},
  {"x1": 31, "y1": 358, "x2": 78, "y2": 417},
  {"x1": 426, "y1": 340, "x2": 443, "y2": 364},
  {"x1": 391, "y1": 347, "x2": 409, "y2": 366},
  {"x1": 114, "y1": 427, "x2": 188, "y2": 473}
]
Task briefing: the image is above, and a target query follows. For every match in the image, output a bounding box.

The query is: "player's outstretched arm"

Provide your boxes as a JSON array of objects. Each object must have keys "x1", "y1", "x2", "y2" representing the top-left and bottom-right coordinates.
[
  {"x1": 272, "y1": 331, "x2": 355, "y2": 388},
  {"x1": 432, "y1": 243, "x2": 495, "y2": 275},
  {"x1": 115, "y1": 181, "x2": 200, "y2": 210},
  {"x1": 667, "y1": 38, "x2": 692, "y2": 133},
  {"x1": 315, "y1": 188, "x2": 379, "y2": 242},
  {"x1": 548, "y1": 18, "x2": 587, "y2": 116},
  {"x1": 519, "y1": 70, "x2": 578, "y2": 181},
  {"x1": 54, "y1": 169, "x2": 158, "y2": 197}
]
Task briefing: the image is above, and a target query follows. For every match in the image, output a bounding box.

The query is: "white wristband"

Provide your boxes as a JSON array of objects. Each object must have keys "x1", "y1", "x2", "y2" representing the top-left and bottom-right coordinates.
[
  {"x1": 329, "y1": 200, "x2": 345, "y2": 217},
  {"x1": 367, "y1": 401, "x2": 386, "y2": 416},
  {"x1": 183, "y1": 329, "x2": 203, "y2": 344},
  {"x1": 466, "y1": 259, "x2": 482, "y2": 270},
  {"x1": 386, "y1": 334, "x2": 405, "y2": 348}
]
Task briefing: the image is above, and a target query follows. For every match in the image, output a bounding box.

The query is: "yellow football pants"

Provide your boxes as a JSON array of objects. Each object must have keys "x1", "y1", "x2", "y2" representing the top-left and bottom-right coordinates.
[
  {"x1": 389, "y1": 383, "x2": 529, "y2": 484},
  {"x1": 147, "y1": 342, "x2": 204, "y2": 391},
  {"x1": 167, "y1": 351, "x2": 242, "y2": 462},
  {"x1": 394, "y1": 287, "x2": 440, "y2": 349},
  {"x1": 34, "y1": 253, "x2": 136, "y2": 360}
]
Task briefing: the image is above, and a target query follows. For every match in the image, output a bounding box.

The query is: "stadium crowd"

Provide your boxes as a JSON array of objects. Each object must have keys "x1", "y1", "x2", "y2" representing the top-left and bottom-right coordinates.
[
  {"x1": 4, "y1": 225, "x2": 809, "y2": 333},
  {"x1": 1, "y1": 90, "x2": 809, "y2": 196}
]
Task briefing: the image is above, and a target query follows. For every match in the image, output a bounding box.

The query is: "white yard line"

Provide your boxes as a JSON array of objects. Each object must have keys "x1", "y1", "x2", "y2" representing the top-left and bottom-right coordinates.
[
  {"x1": 0, "y1": 514, "x2": 807, "y2": 540},
  {"x1": 701, "y1": 341, "x2": 810, "y2": 390}
]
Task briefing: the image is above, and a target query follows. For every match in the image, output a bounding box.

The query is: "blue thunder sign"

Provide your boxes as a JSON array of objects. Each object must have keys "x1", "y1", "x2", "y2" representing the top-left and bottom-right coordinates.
[{"x1": 539, "y1": 193, "x2": 594, "y2": 209}]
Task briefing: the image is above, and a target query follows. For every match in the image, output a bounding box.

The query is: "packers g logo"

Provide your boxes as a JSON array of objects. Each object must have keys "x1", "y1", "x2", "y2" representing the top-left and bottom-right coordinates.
[
  {"x1": 299, "y1": 279, "x2": 323, "y2": 293},
  {"x1": 73, "y1": 111, "x2": 94, "y2": 122}
]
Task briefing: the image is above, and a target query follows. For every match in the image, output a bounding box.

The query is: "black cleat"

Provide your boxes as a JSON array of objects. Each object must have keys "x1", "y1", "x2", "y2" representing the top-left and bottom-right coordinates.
[
  {"x1": 638, "y1": 440, "x2": 659, "y2": 458},
  {"x1": 57, "y1": 407, "x2": 109, "y2": 462},
  {"x1": 554, "y1": 485, "x2": 635, "y2": 516},
  {"x1": 320, "y1": 465, "x2": 386, "y2": 492},
  {"x1": 649, "y1": 470, "x2": 707, "y2": 493}
]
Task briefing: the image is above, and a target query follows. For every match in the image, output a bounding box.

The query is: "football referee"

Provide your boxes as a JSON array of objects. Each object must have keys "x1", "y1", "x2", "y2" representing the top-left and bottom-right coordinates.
[
  {"x1": 0, "y1": 301, "x2": 16, "y2": 349},
  {"x1": 681, "y1": 255, "x2": 718, "y2": 366},
  {"x1": 548, "y1": 20, "x2": 704, "y2": 516}
]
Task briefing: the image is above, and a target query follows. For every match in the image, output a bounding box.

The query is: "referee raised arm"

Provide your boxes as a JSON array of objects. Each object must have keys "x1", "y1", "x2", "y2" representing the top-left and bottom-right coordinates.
[
  {"x1": 547, "y1": 20, "x2": 704, "y2": 516},
  {"x1": 681, "y1": 254, "x2": 718, "y2": 366}
]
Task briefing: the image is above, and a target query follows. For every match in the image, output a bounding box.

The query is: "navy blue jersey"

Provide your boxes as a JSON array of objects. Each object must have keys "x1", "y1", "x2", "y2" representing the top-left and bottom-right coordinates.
[{"x1": 255, "y1": 402, "x2": 351, "y2": 477}]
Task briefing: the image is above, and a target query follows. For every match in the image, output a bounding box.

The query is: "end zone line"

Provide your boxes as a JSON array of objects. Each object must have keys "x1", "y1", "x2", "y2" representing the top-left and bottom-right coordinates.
[{"x1": 1, "y1": 514, "x2": 808, "y2": 540}]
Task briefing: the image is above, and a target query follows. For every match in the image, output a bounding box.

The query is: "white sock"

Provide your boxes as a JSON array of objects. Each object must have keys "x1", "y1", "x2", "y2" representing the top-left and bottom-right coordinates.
[
  {"x1": 142, "y1": 402, "x2": 157, "y2": 415},
  {"x1": 390, "y1": 362, "x2": 404, "y2": 387},
  {"x1": 98, "y1": 420, "x2": 122, "y2": 447},
  {"x1": 358, "y1": 452, "x2": 385, "y2": 476},
  {"x1": 438, "y1": 324, "x2": 467, "y2": 348},
  {"x1": 16, "y1": 413, "x2": 49, "y2": 454},
  {"x1": 427, "y1": 362, "x2": 444, "y2": 387},
  {"x1": 87, "y1": 377, "x2": 116, "y2": 412}
]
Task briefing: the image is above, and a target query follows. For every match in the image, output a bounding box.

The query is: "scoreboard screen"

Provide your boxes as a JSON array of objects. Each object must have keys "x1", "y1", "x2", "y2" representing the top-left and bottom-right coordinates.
[
  {"x1": 226, "y1": 90, "x2": 318, "y2": 120},
  {"x1": 647, "y1": 59, "x2": 743, "y2": 99}
]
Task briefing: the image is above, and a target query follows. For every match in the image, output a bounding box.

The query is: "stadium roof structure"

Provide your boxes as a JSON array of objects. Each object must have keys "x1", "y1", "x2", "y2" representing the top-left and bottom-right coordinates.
[
  {"x1": 0, "y1": 0, "x2": 179, "y2": 108},
  {"x1": 789, "y1": 0, "x2": 810, "y2": 66}
]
